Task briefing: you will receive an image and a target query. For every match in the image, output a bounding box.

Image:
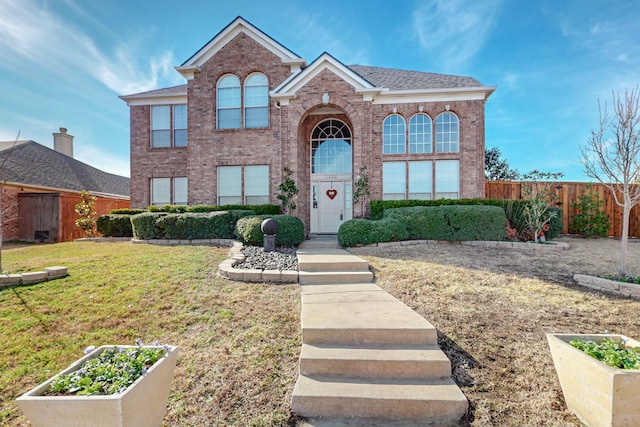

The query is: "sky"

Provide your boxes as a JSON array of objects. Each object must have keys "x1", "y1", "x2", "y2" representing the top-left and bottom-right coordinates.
[{"x1": 1, "y1": 0, "x2": 639, "y2": 181}]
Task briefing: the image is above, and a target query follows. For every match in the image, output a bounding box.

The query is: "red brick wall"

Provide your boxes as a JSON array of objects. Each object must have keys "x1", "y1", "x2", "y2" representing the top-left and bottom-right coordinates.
[
  {"x1": 127, "y1": 33, "x2": 488, "y2": 230},
  {"x1": 2, "y1": 187, "x2": 20, "y2": 240}
]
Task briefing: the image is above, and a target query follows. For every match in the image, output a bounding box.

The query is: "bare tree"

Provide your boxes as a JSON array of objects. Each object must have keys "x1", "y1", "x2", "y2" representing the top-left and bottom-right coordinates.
[{"x1": 579, "y1": 87, "x2": 640, "y2": 276}]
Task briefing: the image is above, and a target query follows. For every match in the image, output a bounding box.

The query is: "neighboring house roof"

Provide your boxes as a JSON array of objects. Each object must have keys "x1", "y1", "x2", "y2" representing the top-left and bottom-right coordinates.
[
  {"x1": 347, "y1": 65, "x2": 483, "y2": 90},
  {"x1": 0, "y1": 140, "x2": 130, "y2": 198}
]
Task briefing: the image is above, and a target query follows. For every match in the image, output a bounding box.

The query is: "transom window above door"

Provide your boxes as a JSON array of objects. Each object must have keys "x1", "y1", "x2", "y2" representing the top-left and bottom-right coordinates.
[{"x1": 311, "y1": 119, "x2": 352, "y2": 174}]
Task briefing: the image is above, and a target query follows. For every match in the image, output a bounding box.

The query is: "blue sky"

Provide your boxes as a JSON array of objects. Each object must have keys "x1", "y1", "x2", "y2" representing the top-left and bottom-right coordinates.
[{"x1": 1, "y1": 0, "x2": 639, "y2": 181}]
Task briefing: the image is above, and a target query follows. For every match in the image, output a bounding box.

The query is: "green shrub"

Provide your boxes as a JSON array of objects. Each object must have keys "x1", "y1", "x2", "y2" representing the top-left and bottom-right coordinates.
[
  {"x1": 130, "y1": 212, "x2": 167, "y2": 239},
  {"x1": 371, "y1": 198, "x2": 562, "y2": 241},
  {"x1": 175, "y1": 212, "x2": 237, "y2": 239},
  {"x1": 96, "y1": 214, "x2": 133, "y2": 237},
  {"x1": 571, "y1": 186, "x2": 610, "y2": 237},
  {"x1": 235, "y1": 215, "x2": 305, "y2": 247},
  {"x1": 338, "y1": 217, "x2": 408, "y2": 247},
  {"x1": 383, "y1": 205, "x2": 507, "y2": 241}
]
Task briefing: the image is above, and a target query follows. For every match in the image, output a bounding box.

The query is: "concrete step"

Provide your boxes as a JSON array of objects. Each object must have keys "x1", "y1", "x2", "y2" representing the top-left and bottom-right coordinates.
[
  {"x1": 300, "y1": 284, "x2": 438, "y2": 346},
  {"x1": 297, "y1": 249, "x2": 370, "y2": 272},
  {"x1": 292, "y1": 375, "x2": 468, "y2": 421},
  {"x1": 298, "y1": 271, "x2": 373, "y2": 285},
  {"x1": 300, "y1": 343, "x2": 451, "y2": 379},
  {"x1": 300, "y1": 236, "x2": 340, "y2": 249}
]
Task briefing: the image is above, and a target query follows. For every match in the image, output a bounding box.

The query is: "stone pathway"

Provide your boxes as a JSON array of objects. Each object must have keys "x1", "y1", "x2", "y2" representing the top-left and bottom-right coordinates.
[{"x1": 292, "y1": 236, "x2": 468, "y2": 426}]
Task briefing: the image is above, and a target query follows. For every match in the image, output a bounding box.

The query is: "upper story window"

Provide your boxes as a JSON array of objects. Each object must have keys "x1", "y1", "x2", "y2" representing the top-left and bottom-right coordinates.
[
  {"x1": 244, "y1": 73, "x2": 269, "y2": 128},
  {"x1": 217, "y1": 73, "x2": 269, "y2": 129},
  {"x1": 383, "y1": 114, "x2": 406, "y2": 154},
  {"x1": 409, "y1": 113, "x2": 432, "y2": 153},
  {"x1": 217, "y1": 75, "x2": 241, "y2": 129},
  {"x1": 151, "y1": 105, "x2": 187, "y2": 148},
  {"x1": 435, "y1": 112, "x2": 459, "y2": 153}
]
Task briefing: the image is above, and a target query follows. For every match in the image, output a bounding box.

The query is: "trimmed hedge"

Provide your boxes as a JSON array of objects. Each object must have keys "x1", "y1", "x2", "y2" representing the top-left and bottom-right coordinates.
[
  {"x1": 235, "y1": 215, "x2": 305, "y2": 247},
  {"x1": 131, "y1": 212, "x2": 167, "y2": 240},
  {"x1": 130, "y1": 210, "x2": 255, "y2": 240},
  {"x1": 370, "y1": 198, "x2": 562, "y2": 241},
  {"x1": 96, "y1": 214, "x2": 134, "y2": 237},
  {"x1": 383, "y1": 205, "x2": 507, "y2": 241},
  {"x1": 338, "y1": 217, "x2": 409, "y2": 247}
]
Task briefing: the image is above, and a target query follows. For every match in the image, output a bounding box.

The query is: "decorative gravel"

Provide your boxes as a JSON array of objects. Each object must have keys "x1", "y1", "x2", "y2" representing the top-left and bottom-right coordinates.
[{"x1": 233, "y1": 246, "x2": 298, "y2": 271}]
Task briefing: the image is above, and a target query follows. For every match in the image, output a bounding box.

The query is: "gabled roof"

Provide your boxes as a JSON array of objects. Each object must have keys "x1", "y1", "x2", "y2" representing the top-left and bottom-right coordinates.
[
  {"x1": 0, "y1": 141, "x2": 129, "y2": 198},
  {"x1": 271, "y1": 52, "x2": 381, "y2": 105},
  {"x1": 176, "y1": 16, "x2": 306, "y2": 80}
]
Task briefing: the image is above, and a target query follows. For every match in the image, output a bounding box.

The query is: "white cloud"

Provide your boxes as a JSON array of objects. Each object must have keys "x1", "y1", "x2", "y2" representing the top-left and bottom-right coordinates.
[
  {"x1": 412, "y1": 0, "x2": 501, "y2": 71},
  {"x1": 0, "y1": 0, "x2": 177, "y2": 94}
]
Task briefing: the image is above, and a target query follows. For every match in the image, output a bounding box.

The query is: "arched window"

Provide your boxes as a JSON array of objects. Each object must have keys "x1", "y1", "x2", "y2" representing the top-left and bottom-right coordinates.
[
  {"x1": 244, "y1": 73, "x2": 268, "y2": 128},
  {"x1": 311, "y1": 119, "x2": 352, "y2": 174},
  {"x1": 409, "y1": 113, "x2": 432, "y2": 153},
  {"x1": 383, "y1": 114, "x2": 406, "y2": 154},
  {"x1": 435, "y1": 112, "x2": 459, "y2": 152},
  {"x1": 217, "y1": 75, "x2": 241, "y2": 129}
]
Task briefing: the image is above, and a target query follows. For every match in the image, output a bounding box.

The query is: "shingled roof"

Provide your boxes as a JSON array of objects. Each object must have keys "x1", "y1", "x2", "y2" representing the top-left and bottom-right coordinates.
[
  {"x1": 0, "y1": 141, "x2": 129, "y2": 197},
  {"x1": 348, "y1": 65, "x2": 483, "y2": 91}
]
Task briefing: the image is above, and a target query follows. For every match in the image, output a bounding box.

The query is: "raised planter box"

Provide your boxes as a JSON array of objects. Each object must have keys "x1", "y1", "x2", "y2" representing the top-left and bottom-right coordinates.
[
  {"x1": 574, "y1": 274, "x2": 640, "y2": 298},
  {"x1": 547, "y1": 333, "x2": 640, "y2": 427},
  {"x1": 17, "y1": 344, "x2": 178, "y2": 427}
]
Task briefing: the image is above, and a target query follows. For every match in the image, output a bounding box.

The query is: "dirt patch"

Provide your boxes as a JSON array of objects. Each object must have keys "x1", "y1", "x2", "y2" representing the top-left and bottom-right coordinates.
[{"x1": 350, "y1": 237, "x2": 640, "y2": 426}]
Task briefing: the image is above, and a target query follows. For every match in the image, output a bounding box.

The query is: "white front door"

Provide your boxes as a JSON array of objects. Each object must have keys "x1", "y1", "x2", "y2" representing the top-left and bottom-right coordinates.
[{"x1": 319, "y1": 181, "x2": 344, "y2": 233}]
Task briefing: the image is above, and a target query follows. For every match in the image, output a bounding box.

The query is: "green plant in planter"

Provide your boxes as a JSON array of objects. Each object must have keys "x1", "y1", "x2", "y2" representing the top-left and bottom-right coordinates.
[
  {"x1": 47, "y1": 344, "x2": 168, "y2": 396},
  {"x1": 569, "y1": 337, "x2": 640, "y2": 369}
]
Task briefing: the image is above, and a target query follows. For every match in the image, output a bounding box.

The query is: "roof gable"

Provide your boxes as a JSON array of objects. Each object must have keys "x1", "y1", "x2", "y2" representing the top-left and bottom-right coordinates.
[
  {"x1": 0, "y1": 141, "x2": 129, "y2": 197},
  {"x1": 271, "y1": 52, "x2": 380, "y2": 105},
  {"x1": 176, "y1": 16, "x2": 306, "y2": 80}
]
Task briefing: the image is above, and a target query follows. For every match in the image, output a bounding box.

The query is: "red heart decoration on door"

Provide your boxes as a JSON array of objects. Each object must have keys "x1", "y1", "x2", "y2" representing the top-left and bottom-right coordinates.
[{"x1": 326, "y1": 189, "x2": 337, "y2": 200}]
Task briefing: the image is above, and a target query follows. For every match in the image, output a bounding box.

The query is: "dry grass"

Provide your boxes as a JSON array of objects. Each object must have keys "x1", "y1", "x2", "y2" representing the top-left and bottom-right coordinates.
[{"x1": 350, "y1": 237, "x2": 640, "y2": 426}]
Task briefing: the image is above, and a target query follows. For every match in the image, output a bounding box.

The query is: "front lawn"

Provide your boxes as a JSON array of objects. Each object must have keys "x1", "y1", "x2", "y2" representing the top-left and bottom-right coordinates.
[{"x1": 0, "y1": 242, "x2": 300, "y2": 426}]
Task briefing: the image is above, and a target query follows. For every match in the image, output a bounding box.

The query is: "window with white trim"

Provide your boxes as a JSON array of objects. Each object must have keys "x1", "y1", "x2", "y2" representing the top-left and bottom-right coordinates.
[
  {"x1": 151, "y1": 105, "x2": 187, "y2": 148},
  {"x1": 244, "y1": 165, "x2": 269, "y2": 204},
  {"x1": 383, "y1": 114, "x2": 406, "y2": 154},
  {"x1": 151, "y1": 177, "x2": 188, "y2": 206},
  {"x1": 409, "y1": 161, "x2": 432, "y2": 200},
  {"x1": 435, "y1": 160, "x2": 459, "y2": 199},
  {"x1": 409, "y1": 113, "x2": 432, "y2": 153},
  {"x1": 217, "y1": 75, "x2": 241, "y2": 129},
  {"x1": 383, "y1": 160, "x2": 459, "y2": 200},
  {"x1": 435, "y1": 112, "x2": 459, "y2": 153},
  {"x1": 218, "y1": 165, "x2": 270, "y2": 205},
  {"x1": 244, "y1": 73, "x2": 269, "y2": 128},
  {"x1": 382, "y1": 162, "x2": 406, "y2": 200}
]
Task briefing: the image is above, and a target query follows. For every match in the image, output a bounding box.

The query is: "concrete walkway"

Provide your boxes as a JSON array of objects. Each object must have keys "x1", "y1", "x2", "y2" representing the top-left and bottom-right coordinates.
[{"x1": 292, "y1": 236, "x2": 468, "y2": 426}]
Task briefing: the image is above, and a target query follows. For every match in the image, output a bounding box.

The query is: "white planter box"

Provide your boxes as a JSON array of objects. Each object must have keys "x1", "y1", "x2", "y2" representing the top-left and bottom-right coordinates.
[
  {"x1": 17, "y1": 345, "x2": 179, "y2": 427},
  {"x1": 547, "y1": 334, "x2": 640, "y2": 427}
]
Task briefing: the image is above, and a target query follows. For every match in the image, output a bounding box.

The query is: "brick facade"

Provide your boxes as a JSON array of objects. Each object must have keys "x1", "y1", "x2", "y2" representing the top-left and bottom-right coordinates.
[{"x1": 123, "y1": 17, "x2": 494, "y2": 235}]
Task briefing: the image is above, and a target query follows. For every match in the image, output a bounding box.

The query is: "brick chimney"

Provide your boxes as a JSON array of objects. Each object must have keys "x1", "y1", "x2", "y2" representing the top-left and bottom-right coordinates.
[{"x1": 53, "y1": 127, "x2": 73, "y2": 157}]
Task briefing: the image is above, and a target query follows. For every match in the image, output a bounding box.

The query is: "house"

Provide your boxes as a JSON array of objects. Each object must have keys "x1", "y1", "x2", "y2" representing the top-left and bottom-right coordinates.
[
  {"x1": 0, "y1": 128, "x2": 130, "y2": 242},
  {"x1": 120, "y1": 16, "x2": 495, "y2": 234}
]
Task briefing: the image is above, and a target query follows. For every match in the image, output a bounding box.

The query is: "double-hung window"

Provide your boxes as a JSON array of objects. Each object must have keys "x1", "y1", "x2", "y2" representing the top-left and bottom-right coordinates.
[
  {"x1": 151, "y1": 105, "x2": 187, "y2": 148},
  {"x1": 218, "y1": 165, "x2": 269, "y2": 205},
  {"x1": 217, "y1": 75, "x2": 241, "y2": 129},
  {"x1": 150, "y1": 177, "x2": 188, "y2": 205},
  {"x1": 244, "y1": 74, "x2": 269, "y2": 128}
]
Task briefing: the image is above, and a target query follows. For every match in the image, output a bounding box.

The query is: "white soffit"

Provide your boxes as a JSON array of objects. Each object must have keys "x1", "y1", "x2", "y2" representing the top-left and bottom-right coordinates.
[
  {"x1": 176, "y1": 17, "x2": 305, "y2": 79},
  {"x1": 119, "y1": 93, "x2": 187, "y2": 107},
  {"x1": 371, "y1": 86, "x2": 497, "y2": 104}
]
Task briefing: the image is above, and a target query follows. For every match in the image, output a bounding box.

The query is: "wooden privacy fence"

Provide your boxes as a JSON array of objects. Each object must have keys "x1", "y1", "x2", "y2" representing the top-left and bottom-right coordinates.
[{"x1": 485, "y1": 181, "x2": 640, "y2": 238}]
